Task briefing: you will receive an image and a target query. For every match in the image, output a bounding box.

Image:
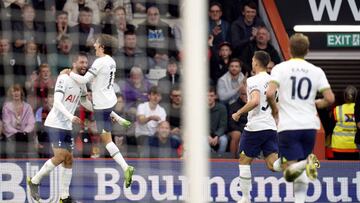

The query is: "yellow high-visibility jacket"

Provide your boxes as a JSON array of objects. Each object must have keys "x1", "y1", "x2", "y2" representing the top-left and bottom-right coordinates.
[{"x1": 331, "y1": 103, "x2": 358, "y2": 152}]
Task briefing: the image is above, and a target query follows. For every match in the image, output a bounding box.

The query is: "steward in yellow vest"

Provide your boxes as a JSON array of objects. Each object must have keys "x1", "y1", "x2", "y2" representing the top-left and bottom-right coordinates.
[{"x1": 330, "y1": 86, "x2": 359, "y2": 160}]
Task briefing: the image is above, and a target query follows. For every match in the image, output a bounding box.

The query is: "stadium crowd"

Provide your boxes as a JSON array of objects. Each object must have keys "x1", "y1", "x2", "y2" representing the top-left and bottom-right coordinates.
[{"x1": 0, "y1": 0, "x2": 358, "y2": 160}]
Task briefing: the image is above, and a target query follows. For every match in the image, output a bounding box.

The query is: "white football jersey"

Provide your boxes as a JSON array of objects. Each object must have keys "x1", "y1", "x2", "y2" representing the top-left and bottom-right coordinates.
[
  {"x1": 245, "y1": 72, "x2": 277, "y2": 131},
  {"x1": 45, "y1": 74, "x2": 87, "y2": 130},
  {"x1": 88, "y1": 55, "x2": 117, "y2": 109},
  {"x1": 270, "y1": 59, "x2": 331, "y2": 132}
]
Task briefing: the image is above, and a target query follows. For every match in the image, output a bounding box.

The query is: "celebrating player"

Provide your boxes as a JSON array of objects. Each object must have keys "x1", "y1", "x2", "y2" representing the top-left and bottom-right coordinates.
[
  {"x1": 266, "y1": 33, "x2": 335, "y2": 203},
  {"x1": 27, "y1": 52, "x2": 93, "y2": 203},
  {"x1": 65, "y1": 34, "x2": 134, "y2": 188},
  {"x1": 232, "y1": 51, "x2": 281, "y2": 203}
]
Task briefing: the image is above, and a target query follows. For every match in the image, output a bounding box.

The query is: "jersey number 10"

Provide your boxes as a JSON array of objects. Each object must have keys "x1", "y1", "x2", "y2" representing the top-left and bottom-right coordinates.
[{"x1": 290, "y1": 76, "x2": 312, "y2": 100}]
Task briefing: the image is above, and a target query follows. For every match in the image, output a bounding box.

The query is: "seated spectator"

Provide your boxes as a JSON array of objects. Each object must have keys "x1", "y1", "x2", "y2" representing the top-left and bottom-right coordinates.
[
  {"x1": 209, "y1": 42, "x2": 232, "y2": 85},
  {"x1": 69, "y1": 6, "x2": 101, "y2": 53},
  {"x1": 63, "y1": 0, "x2": 100, "y2": 26},
  {"x1": 158, "y1": 59, "x2": 181, "y2": 103},
  {"x1": 120, "y1": 66, "x2": 153, "y2": 112},
  {"x1": 136, "y1": 5, "x2": 178, "y2": 69},
  {"x1": 34, "y1": 93, "x2": 53, "y2": 158},
  {"x1": 329, "y1": 85, "x2": 360, "y2": 160},
  {"x1": 0, "y1": 36, "x2": 17, "y2": 106},
  {"x1": 231, "y1": 1, "x2": 264, "y2": 57},
  {"x1": 25, "y1": 63, "x2": 55, "y2": 110},
  {"x1": 46, "y1": 11, "x2": 71, "y2": 54},
  {"x1": 164, "y1": 86, "x2": 182, "y2": 140},
  {"x1": 96, "y1": 0, "x2": 133, "y2": 23},
  {"x1": 102, "y1": 6, "x2": 135, "y2": 49},
  {"x1": 0, "y1": 0, "x2": 24, "y2": 31},
  {"x1": 146, "y1": 120, "x2": 181, "y2": 158},
  {"x1": 12, "y1": 4, "x2": 45, "y2": 53},
  {"x1": 30, "y1": 0, "x2": 55, "y2": 24},
  {"x1": 133, "y1": 1, "x2": 180, "y2": 18},
  {"x1": 48, "y1": 35, "x2": 74, "y2": 75},
  {"x1": 14, "y1": 41, "x2": 44, "y2": 86},
  {"x1": 240, "y1": 25, "x2": 281, "y2": 76},
  {"x1": 208, "y1": 86, "x2": 228, "y2": 153},
  {"x1": 2, "y1": 84, "x2": 35, "y2": 158},
  {"x1": 115, "y1": 30, "x2": 149, "y2": 79},
  {"x1": 135, "y1": 86, "x2": 167, "y2": 156},
  {"x1": 227, "y1": 85, "x2": 247, "y2": 158},
  {"x1": 208, "y1": 2, "x2": 230, "y2": 52},
  {"x1": 217, "y1": 58, "x2": 246, "y2": 106},
  {"x1": 210, "y1": 0, "x2": 243, "y2": 23}
]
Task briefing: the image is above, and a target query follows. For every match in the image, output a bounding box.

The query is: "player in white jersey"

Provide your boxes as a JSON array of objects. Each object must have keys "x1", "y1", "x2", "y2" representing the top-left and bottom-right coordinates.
[
  {"x1": 232, "y1": 51, "x2": 281, "y2": 203},
  {"x1": 27, "y1": 53, "x2": 93, "y2": 203},
  {"x1": 66, "y1": 34, "x2": 134, "y2": 188},
  {"x1": 266, "y1": 33, "x2": 335, "y2": 203}
]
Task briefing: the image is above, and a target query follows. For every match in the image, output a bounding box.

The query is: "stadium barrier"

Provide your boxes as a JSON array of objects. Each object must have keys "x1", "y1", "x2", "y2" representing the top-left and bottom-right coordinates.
[{"x1": 0, "y1": 159, "x2": 359, "y2": 202}]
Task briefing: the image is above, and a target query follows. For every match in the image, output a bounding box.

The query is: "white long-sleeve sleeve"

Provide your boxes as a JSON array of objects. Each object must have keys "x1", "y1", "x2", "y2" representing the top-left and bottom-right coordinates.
[
  {"x1": 53, "y1": 91, "x2": 74, "y2": 121},
  {"x1": 69, "y1": 72, "x2": 94, "y2": 84}
]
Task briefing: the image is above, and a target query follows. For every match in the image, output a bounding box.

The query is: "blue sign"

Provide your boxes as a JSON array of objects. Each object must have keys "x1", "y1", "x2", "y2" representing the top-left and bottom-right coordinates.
[{"x1": 0, "y1": 159, "x2": 359, "y2": 202}]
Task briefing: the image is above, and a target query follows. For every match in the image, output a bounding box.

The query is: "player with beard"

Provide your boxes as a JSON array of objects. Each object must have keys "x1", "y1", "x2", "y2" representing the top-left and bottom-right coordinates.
[{"x1": 27, "y1": 52, "x2": 93, "y2": 203}]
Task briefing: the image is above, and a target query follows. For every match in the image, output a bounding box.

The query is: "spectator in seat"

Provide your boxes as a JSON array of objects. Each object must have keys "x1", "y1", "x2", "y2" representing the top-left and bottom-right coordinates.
[
  {"x1": 217, "y1": 58, "x2": 246, "y2": 106},
  {"x1": 147, "y1": 120, "x2": 182, "y2": 158},
  {"x1": 164, "y1": 86, "x2": 182, "y2": 141},
  {"x1": 102, "y1": 6, "x2": 135, "y2": 49},
  {"x1": 120, "y1": 66, "x2": 153, "y2": 113},
  {"x1": 14, "y1": 41, "x2": 44, "y2": 87},
  {"x1": 329, "y1": 85, "x2": 360, "y2": 160},
  {"x1": 96, "y1": 0, "x2": 133, "y2": 23},
  {"x1": 12, "y1": 4, "x2": 46, "y2": 53},
  {"x1": 135, "y1": 86, "x2": 166, "y2": 156},
  {"x1": 240, "y1": 25, "x2": 281, "y2": 76},
  {"x1": 0, "y1": 36, "x2": 17, "y2": 106},
  {"x1": 208, "y1": 86, "x2": 228, "y2": 153},
  {"x1": 210, "y1": 42, "x2": 233, "y2": 86},
  {"x1": 2, "y1": 84, "x2": 35, "y2": 158},
  {"x1": 158, "y1": 59, "x2": 181, "y2": 104},
  {"x1": 48, "y1": 35, "x2": 74, "y2": 75},
  {"x1": 25, "y1": 63, "x2": 55, "y2": 110},
  {"x1": 63, "y1": 0, "x2": 100, "y2": 27},
  {"x1": 115, "y1": 30, "x2": 149, "y2": 79},
  {"x1": 136, "y1": 5, "x2": 178, "y2": 69},
  {"x1": 228, "y1": 85, "x2": 248, "y2": 158},
  {"x1": 44, "y1": 10, "x2": 71, "y2": 54},
  {"x1": 230, "y1": 1, "x2": 264, "y2": 57},
  {"x1": 69, "y1": 6, "x2": 101, "y2": 53},
  {"x1": 208, "y1": 2, "x2": 230, "y2": 53}
]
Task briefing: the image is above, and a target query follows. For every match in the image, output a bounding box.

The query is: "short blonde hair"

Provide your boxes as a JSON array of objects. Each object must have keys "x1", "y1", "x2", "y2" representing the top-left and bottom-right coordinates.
[{"x1": 289, "y1": 33, "x2": 309, "y2": 58}]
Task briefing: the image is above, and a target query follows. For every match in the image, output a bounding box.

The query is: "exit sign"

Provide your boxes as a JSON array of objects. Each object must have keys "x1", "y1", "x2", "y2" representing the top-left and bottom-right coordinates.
[{"x1": 327, "y1": 33, "x2": 360, "y2": 47}]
